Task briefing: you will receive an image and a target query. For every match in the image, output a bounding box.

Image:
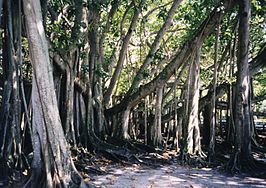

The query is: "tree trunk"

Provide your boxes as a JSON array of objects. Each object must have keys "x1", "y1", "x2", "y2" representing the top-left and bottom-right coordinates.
[
  {"x1": 144, "y1": 97, "x2": 148, "y2": 144},
  {"x1": 229, "y1": 0, "x2": 252, "y2": 172},
  {"x1": 209, "y1": 15, "x2": 221, "y2": 161},
  {"x1": 63, "y1": 62, "x2": 76, "y2": 146},
  {"x1": 23, "y1": 1, "x2": 85, "y2": 187},
  {"x1": 184, "y1": 46, "x2": 203, "y2": 156},
  {"x1": 88, "y1": 4, "x2": 106, "y2": 139},
  {"x1": 110, "y1": 106, "x2": 131, "y2": 140},
  {"x1": 151, "y1": 87, "x2": 163, "y2": 147},
  {"x1": 202, "y1": 104, "x2": 211, "y2": 147},
  {"x1": 0, "y1": 1, "x2": 23, "y2": 181}
]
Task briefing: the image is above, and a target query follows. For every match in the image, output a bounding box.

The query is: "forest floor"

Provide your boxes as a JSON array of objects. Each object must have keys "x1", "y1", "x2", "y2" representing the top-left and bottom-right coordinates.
[
  {"x1": 83, "y1": 146, "x2": 266, "y2": 188},
  {"x1": 77, "y1": 134, "x2": 266, "y2": 188},
  {"x1": 89, "y1": 162, "x2": 266, "y2": 188}
]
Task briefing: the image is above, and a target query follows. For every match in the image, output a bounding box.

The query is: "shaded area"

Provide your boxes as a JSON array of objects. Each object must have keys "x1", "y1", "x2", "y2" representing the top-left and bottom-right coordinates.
[{"x1": 91, "y1": 164, "x2": 266, "y2": 188}]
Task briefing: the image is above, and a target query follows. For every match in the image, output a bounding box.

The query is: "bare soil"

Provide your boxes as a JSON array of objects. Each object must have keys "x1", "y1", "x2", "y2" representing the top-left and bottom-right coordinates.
[{"x1": 90, "y1": 164, "x2": 266, "y2": 188}]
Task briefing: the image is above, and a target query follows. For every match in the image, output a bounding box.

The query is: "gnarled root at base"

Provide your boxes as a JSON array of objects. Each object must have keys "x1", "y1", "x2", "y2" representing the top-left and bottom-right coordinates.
[
  {"x1": 23, "y1": 163, "x2": 94, "y2": 188},
  {"x1": 179, "y1": 150, "x2": 207, "y2": 167},
  {"x1": 226, "y1": 152, "x2": 266, "y2": 177}
]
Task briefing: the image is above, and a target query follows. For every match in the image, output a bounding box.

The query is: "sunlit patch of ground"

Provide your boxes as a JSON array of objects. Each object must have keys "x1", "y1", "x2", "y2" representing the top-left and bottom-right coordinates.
[{"x1": 91, "y1": 164, "x2": 266, "y2": 188}]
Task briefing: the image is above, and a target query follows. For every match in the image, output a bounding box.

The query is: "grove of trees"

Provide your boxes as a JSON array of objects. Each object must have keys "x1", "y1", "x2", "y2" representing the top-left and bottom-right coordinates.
[{"x1": 0, "y1": 0, "x2": 265, "y2": 187}]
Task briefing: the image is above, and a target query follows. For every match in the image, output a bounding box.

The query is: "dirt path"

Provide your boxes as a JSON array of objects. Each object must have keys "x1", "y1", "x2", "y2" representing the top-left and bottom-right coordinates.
[{"x1": 91, "y1": 164, "x2": 266, "y2": 188}]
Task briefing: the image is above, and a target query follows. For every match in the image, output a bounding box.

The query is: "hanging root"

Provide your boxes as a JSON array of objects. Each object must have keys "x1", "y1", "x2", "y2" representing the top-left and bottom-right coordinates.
[{"x1": 226, "y1": 151, "x2": 241, "y2": 174}]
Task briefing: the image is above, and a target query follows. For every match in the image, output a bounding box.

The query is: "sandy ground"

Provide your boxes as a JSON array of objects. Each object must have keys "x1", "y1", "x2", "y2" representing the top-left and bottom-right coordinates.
[{"x1": 91, "y1": 164, "x2": 266, "y2": 188}]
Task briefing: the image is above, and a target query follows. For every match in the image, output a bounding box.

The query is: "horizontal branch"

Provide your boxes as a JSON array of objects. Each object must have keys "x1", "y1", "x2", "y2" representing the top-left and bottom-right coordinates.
[{"x1": 106, "y1": 0, "x2": 236, "y2": 115}]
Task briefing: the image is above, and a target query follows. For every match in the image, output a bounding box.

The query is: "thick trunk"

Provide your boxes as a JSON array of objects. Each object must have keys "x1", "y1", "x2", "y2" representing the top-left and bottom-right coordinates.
[
  {"x1": 62, "y1": 50, "x2": 80, "y2": 146},
  {"x1": 121, "y1": 108, "x2": 131, "y2": 139},
  {"x1": 151, "y1": 87, "x2": 163, "y2": 147},
  {"x1": 88, "y1": 5, "x2": 105, "y2": 139},
  {"x1": 184, "y1": 46, "x2": 202, "y2": 156},
  {"x1": 111, "y1": 108, "x2": 131, "y2": 140},
  {"x1": 234, "y1": 0, "x2": 251, "y2": 157},
  {"x1": 229, "y1": 0, "x2": 252, "y2": 172},
  {"x1": 23, "y1": 1, "x2": 85, "y2": 186},
  {"x1": 93, "y1": 81, "x2": 105, "y2": 138}
]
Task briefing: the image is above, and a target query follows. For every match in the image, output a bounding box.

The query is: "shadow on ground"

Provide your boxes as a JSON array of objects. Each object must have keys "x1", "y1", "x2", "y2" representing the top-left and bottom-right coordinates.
[{"x1": 91, "y1": 164, "x2": 266, "y2": 188}]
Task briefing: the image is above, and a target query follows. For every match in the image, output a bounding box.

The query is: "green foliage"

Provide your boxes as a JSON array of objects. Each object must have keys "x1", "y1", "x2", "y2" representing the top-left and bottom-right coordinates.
[
  {"x1": 174, "y1": 0, "x2": 215, "y2": 44},
  {"x1": 141, "y1": 68, "x2": 150, "y2": 79},
  {"x1": 250, "y1": 0, "x2": 266, "y2": 57},
  {"x1": 44, "y1": 0, "x2": 265, "y2": 102},
  {"x1": 157, "y1": 7, "x2": 168, "y2": 20}
]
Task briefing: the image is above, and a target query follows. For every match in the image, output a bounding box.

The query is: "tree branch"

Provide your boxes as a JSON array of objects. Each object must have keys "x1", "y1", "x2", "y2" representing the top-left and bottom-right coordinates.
[{"x1": 106, "y1": 0, "x2": 236, "y2": 115}]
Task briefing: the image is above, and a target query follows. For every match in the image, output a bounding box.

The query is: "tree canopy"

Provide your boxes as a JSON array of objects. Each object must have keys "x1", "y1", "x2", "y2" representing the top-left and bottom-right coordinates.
[{"x1": 0, "y1": 0, "x2": 265, "y2": 187}]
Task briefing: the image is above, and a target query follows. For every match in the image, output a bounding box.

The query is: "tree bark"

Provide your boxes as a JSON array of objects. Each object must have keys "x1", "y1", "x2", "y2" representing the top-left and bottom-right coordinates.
[
  {"x1": 185, "y1": 47, "x2": 202, "y2": 155},
  {"x1": 229, "y1": 0, "x2": 252, "y2": 172},
  {"x1": 209, "y1": 15, "x2": 221, "y2": 161},
  {"x1": 150, "y1": 87, "x2": 163, "y2": 147},
  {"x1": 0, "y1": 0, "x2": 23, "y2": 179},
  {"x1": 23, "y1": 1, "x2": 85, "y2": 186},
  {"x1": 88, "y1": 4, "x2": 105, "y2": 139}
]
